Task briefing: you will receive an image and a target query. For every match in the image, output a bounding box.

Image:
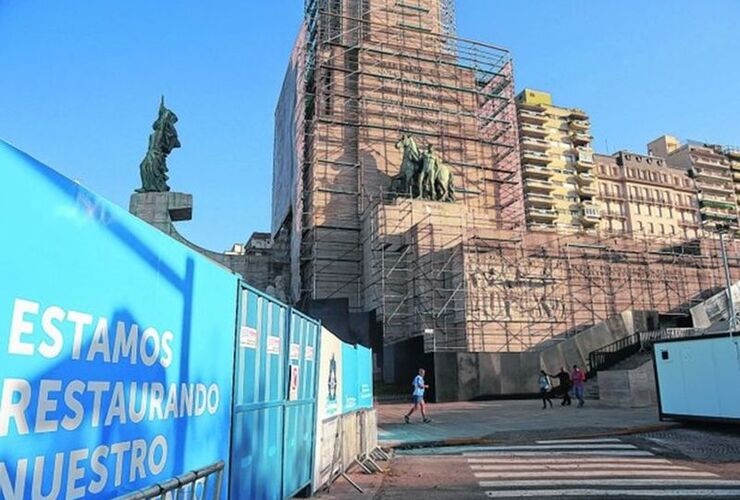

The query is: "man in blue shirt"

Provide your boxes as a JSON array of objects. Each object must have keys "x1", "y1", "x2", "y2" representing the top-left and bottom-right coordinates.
[{"x1": 404, "y1": 368, "x2": 431, "y2": 423}]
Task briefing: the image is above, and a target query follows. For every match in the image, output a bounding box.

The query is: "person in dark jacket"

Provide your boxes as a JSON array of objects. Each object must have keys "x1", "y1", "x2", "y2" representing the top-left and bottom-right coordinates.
[{"x1": 549, "y1": 367, "x2": 572, "y2": 406}]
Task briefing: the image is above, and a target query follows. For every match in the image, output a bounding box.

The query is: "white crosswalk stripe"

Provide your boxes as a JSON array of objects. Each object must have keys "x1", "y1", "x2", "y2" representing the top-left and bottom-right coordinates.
[{"x1": 464, "y1": 438, "x2": 740, "y2": 498}]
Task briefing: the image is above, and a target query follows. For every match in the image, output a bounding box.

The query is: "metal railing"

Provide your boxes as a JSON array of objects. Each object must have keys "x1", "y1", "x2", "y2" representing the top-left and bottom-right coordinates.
[
  {"x1": 115, "y1": 461, "x2": 224, "y2": 500},
  {"x1": 587, "y1": 328, "x2": 707, "y2": 377},
  {"x1": 587, "y1": 333, "x2": 641, "y2": 378}
]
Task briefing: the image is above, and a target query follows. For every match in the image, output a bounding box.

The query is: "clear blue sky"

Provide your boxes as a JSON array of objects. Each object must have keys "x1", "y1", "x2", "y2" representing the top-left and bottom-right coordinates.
[{"x1": 2, "y1": 1, "x2": 739, "y2": 251}]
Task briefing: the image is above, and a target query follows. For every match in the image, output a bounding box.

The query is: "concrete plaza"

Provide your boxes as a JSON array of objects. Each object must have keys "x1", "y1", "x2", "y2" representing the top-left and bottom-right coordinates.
[{"x1": 377, "y1": 399, "x2": 668, "y2": 448}]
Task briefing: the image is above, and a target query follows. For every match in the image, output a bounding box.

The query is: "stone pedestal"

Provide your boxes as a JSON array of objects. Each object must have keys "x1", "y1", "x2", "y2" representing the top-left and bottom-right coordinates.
[{"x1": 129, "y1": 191, "x2": 193, "y2": 236}]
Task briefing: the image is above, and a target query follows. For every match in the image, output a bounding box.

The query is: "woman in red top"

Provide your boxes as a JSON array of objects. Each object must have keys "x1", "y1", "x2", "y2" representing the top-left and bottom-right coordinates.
[{"x1": 571, "y1": 364, "x2": 586, "y2": 407}]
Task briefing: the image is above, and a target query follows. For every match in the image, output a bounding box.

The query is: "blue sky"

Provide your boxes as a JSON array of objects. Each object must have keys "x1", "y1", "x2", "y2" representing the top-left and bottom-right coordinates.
[{"x1": 2, "y1": 1, "x2": 739, "y2": 251}]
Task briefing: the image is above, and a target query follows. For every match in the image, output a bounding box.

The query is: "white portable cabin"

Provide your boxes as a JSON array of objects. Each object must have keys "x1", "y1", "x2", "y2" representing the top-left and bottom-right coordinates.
[{"x1": 653, "y1": 333, "x2": 740, "y2": 422}]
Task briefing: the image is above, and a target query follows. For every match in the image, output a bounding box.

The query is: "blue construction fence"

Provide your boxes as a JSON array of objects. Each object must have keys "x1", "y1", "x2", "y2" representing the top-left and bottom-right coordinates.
[{"x1": 0, "y1": 139, "x2": 374, "y2": 499}]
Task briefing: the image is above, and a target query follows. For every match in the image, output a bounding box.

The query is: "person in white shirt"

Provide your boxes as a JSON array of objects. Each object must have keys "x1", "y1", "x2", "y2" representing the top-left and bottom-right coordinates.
[{"x1": 404, "y1": 368, "x2": 431, "y2": 423}]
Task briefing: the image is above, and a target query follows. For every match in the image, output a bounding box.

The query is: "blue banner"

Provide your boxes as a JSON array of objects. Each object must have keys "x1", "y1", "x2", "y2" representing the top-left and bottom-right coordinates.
[
  {"x1": 340, "y1": 344, "x2": 358, "y2": 412},
  {"x1": 0, "y1": 141, "x2": 238, "y2": 499}
]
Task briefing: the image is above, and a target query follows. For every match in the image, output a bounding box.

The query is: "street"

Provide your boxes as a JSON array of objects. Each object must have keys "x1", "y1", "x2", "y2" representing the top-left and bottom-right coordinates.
[{"x1": 320, "y1": 430, "x2": 740, "y2": 499}]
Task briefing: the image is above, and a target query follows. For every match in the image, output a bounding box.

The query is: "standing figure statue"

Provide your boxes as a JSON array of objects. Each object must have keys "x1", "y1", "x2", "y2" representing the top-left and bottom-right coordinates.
[
  {"x1": 433, "y1": 155, "x2": 455, "y2": 202},
  {"x1": 392, "y1": 134, "x2": 421, "y2": 196},
  {"x1": 136, "y1": 96, "x2": 181, "y2": 193},
  {"x1": 420, "y1": 145, "x2": 439, "y2": 200}
]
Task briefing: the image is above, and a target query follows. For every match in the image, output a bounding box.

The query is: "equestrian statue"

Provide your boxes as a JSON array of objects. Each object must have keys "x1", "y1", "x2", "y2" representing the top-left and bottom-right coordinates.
[{"x1": 391, "y1": 134, "x2": 455, "y2": 202}]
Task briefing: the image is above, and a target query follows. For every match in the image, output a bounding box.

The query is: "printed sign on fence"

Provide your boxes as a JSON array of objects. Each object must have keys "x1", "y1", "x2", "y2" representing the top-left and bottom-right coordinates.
[
  {"x1": 240, "y1": 326, "x2": 258, "y2": 349},
  {"x1": 289, "y1": 365, "x2": 300, "y2": 401},
  {"x1": 267, "y1": 335, "x2": 281, "y2": 355},
  {"x1": 290, "y1": 342, "x2": 301, "y2": 361}
]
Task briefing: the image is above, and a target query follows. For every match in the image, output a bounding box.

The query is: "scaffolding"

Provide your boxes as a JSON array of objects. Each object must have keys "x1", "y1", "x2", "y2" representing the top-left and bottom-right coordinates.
[
  {"x1": 365, "y1": 196, "x2": 740, "y2": 353},
  {"x1": 297, "y1": 0, "x2": 521, "y2": 313},
  {"x1": 291, "y1": 1, "x2": 740, "y2": 355}
]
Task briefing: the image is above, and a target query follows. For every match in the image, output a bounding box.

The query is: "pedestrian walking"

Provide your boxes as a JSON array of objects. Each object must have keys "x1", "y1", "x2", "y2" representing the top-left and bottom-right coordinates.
[
  {"x1": 548, "y1": 367, "x2": 572, "y2": 406},
  {"x1": 571, "y1": 364, "x2": 586, "y2": 407},
  {"x1": 538, "y1": 370, "x2": 553, "y2": 409},
  {"x1": 404, "y1": 368, "x2": 431, "y2": 423}
]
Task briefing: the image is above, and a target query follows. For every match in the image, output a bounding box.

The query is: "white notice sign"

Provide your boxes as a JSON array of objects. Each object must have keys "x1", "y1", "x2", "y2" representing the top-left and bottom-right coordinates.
[
  {"x1": 290, "y1": 343, "x2": 301, "y2": 361},
  {"x1": 267, "y1": 335, "x2": 281, "y2": 355},
  {"x1": 305, "y1": 345, "x2": 314, "y2": 361},
  {"x1": 240, "y1": 326, "x2": 258, "y2": 349}
]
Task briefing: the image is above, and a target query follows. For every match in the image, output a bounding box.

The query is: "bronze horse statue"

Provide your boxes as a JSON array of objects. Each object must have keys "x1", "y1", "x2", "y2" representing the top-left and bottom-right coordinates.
[
  {"x1": 392, "y1": 134, "x2": 421, "y2": 196},
  {"x1": 391, "y1": 134, "x2": 455, "y2": 202}
]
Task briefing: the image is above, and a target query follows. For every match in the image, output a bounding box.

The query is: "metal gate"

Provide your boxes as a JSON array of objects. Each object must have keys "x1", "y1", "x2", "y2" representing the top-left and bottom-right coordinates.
[
  {"x1": 283, "y1": 309, "x2": 320, "y2": 498},
  {"x1": 230, "y1": 282, "x2": 320, "y2": 499},
  {"x1": 231, "y1": 284, "x2": 287, "y2": 499}
]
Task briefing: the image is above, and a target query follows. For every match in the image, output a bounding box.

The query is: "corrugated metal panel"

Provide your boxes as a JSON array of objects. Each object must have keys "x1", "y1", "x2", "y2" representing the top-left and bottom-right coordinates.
[
  {"x1": 283, "y1": 309, "x2": 320, "y2": 498},
  {"x1": 231, "y1": 284, "x2": 288, "y2": 500}
]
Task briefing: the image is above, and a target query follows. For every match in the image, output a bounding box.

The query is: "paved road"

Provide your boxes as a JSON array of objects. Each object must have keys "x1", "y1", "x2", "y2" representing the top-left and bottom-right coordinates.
[
  {"x1": 389, "y1": 437, "x2": 740, "y2": 499},
  {"x1": 378, "y1": 400, "x2": 664, "y2": 447}
]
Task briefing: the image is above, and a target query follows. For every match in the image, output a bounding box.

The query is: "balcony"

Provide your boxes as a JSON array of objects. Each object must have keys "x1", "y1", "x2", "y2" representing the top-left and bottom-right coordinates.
[
  {"x1": 522, "y1": 163, "x2": 554, "y2": 179},
  {"x1": 521, "y1": 150, "x2": 550, "y2": 165},
  {"x1": 524, "y1": 192, "x2": 554, "y2": 207},
  {"x1": 527, "y1": 208, "x2": 558, "y2": 221},
  {"x1": 519, "y1": 123, "x2": 549, "y2": 138},
  {"x1": 694, "y1": 167, "x2": 731, "y2": 183},
  {"x1": 577, "y1": 184, "x2": 597, "y2": 196},
  {"x1": 679, "y1": 218, "x2": 699, "y2": 228},
  {"x1": 524, "y1": 179, "x2": 555, "y2": 192},
  {"x1": 571, "y1": 131, "x2": 592, "y2": 145},
  {"x1": 527, "y1": 221, "x2": 557, "y2": 231},
  {"x1": 701, "y1": 210, "x2": 739, "y2": 223},
  {"x1": 699, "y1": 197, "x2": 736, "y2": 211},
  {"x1": 521, "y1": 137, "x2": 549, "y2": 152},
  {"x1": 569, "y1": 108, "x2": 588, "y2": 120},
  {"x1": 699, "y1": 182, "x2": 734, "y2": 195},
  {"x1": 570, "y1": 120, "x2": 590, "y2": 131},
  {"x1": 519, "y1": 108, "x2": 547, "y2": 124},
  {"x1": 576, "y1": 172, "x2": 595, "y2": 184},
  {"x1": 582, "y1": 204, "x2": 600, "y2": 219},
  {"x1": 576, "y1": 147, "x2": 594, "y2": 163},
  {"x1": 733, "y1": 171, "x2": 740, "y2": 181},
  {"x1": 692, "y1": 154, "x2": 729, "y2": 169}
]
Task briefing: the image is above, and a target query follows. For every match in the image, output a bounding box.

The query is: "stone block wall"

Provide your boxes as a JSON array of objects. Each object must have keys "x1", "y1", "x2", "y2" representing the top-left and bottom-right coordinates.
[{"x1": 598, "y1": 359, "x2": 657, "y2": 408}]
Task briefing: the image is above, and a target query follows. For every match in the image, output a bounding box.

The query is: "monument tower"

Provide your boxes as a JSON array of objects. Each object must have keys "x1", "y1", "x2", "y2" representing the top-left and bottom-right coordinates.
[{"x1": 272, "y1": 0, "x2": 521, "y2": 354}]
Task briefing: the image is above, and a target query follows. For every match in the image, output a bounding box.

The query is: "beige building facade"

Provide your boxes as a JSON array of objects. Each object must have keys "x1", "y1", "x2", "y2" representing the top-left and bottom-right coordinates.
[
  {"x1": 595, "y1": 151, "x2": 700, "y2": 239},
  {"x1": 516, "y1": 89, "x2": 599, "y2": 233},
  {"x1": 649, "y1": 135, "x2": 739, "y2": 230}
]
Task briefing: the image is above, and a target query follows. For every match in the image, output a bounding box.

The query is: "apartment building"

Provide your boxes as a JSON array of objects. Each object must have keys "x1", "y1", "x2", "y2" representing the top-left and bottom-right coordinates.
[
  {"x1": 595, "y1": 151, "x2": 699, "y2": 239},
  {"x1": 729, "y1": 148, "x2": 740, "y2": 209},
  {"x1": 516, "y1": 89, "x2": 599, "y2": 233},
  {"x1": 648, "y1": 135, "x2": 738, "y2": 230}
]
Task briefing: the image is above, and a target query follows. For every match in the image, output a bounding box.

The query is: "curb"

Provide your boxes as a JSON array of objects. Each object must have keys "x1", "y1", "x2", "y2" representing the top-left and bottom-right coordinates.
[{"x1": 380, "y1": 422, "x2": 682, "y2": 450}]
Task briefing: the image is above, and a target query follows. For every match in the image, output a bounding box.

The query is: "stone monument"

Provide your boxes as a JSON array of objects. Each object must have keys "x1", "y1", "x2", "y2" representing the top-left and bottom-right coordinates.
[{"x1": 128, "y1": 98, "x2": 289, "y2": 296}]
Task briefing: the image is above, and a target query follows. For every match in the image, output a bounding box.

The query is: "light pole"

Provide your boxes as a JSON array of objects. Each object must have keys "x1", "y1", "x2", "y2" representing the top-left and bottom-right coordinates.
[
  {"x1": 715, "y1": 223, "x2": 737, "y2": 339},
  {"x1": 688, "y1": 166, "x2": 738, "y2": 339}
]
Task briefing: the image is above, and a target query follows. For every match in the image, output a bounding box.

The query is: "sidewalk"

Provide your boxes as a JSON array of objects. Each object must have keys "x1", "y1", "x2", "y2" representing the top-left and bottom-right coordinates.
[{"x1": 378, "y1": 399, "x2": 672, "y2": 447}]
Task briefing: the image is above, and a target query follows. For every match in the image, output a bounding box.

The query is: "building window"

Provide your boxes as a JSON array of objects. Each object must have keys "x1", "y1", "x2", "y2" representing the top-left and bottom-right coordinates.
[
  {"x1": 637, "y1": 221, "x2": 643, "y2": 232},
  {"x1": 649, "y1": 222, "x2": 655, "y2": 233}
]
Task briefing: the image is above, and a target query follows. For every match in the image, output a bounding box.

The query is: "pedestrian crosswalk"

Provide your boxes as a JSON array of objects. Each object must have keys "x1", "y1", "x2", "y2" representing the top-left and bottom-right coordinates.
[{"x1": 464, "y1": 438, "x2": 740, "y2": 498}]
